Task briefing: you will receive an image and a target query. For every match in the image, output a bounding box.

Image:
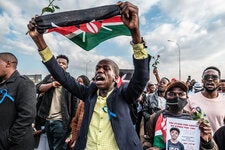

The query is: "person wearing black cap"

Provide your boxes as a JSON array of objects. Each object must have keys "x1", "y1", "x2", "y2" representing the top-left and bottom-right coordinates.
[
  {"x1": 167, "y1": 127, "x2": 184, "y2": 150},
  {"x1": 142, "y1": 81, "x2": 218, "y2": 150}
]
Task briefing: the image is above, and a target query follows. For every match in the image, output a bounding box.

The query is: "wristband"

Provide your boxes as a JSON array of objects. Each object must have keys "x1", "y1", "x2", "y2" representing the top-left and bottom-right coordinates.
[{"x1": 130, "y1": 37, "x2": 147, "y2": 48}]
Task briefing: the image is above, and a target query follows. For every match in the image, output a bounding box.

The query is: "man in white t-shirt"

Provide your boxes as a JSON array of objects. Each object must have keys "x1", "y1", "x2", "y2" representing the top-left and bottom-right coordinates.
[{"x1": 185, "y1": 66, "x2": 225, "y2": 134}]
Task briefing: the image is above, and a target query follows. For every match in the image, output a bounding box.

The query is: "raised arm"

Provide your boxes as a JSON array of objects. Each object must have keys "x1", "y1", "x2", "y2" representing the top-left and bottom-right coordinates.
[
  {"x1": 117, "y1": 1, "x2": 150, "y2": 103},
  {"x1": 27, "y1": 16, "x2": 47, "y2": 51},
  {"x1": 153, "y1": 68, "x2": 160, "y2": 84},
  {"x1": 117, "y1": 1, "x2": 141, "y2": 44},
  {"x1": 27, "y1": 16, "x2": 88, "y2": 99}
]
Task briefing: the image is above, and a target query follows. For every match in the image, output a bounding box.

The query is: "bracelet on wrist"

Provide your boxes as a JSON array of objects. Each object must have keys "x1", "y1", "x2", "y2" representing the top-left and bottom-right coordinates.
[{"x1": 130, "y1": 37, "x2": 147, "y2": 48}]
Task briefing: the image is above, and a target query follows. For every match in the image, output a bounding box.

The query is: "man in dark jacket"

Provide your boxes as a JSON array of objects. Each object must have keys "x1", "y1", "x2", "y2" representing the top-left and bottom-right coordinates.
[
  {"x1": 28, "y1": 2, "x2": 150, "y2": 150},
  {"x1": 36, "y1": 54, "x2": 77, "y2": 150},
  {"x1": 0, "y1": 52, "x2": 36, "y2": 150}
]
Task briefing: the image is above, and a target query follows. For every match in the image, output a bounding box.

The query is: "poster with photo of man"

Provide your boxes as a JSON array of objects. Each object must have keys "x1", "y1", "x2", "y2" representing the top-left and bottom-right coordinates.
[{"x1": 166, "y1": 118, "x2": 200, "y2": 150}]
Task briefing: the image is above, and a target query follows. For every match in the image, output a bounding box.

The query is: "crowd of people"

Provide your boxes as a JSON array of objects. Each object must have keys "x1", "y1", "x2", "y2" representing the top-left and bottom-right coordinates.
[{"x1": 0, "y1": 1, "x2": 225, "y2": 150}]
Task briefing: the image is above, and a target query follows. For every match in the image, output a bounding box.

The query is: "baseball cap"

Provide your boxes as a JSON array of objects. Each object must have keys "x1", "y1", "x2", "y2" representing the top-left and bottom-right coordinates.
[{"x1": 165, "y1": 80, "x2": 188, "y2": 93}]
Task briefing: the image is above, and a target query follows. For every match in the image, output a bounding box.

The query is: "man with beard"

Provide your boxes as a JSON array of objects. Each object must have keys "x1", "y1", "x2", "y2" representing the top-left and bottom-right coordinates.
[
  {"x1": 143, "y1": 81, "x2": 217, "y2": 150},
  {"x1": 28, "y1": 2, "x2": 150, "y2": 150},
  {"x1": 185, "y1": 66, "x2": 225, "y2": 134}
]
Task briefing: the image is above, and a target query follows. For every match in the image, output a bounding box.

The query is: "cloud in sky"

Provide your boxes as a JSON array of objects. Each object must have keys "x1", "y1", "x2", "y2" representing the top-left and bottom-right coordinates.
[{"x1": 0, "y1": 0, "x2": 225, "y2": 83}]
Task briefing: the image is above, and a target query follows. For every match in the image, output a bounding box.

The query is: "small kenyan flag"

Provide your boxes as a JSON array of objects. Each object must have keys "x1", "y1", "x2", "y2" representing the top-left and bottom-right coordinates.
[{"x1": 35, "y1": 5, "x2": 131, "y2": 50}]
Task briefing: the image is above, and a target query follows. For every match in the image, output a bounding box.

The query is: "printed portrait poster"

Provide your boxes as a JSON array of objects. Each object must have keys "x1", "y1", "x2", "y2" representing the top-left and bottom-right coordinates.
[{"x1": 166, "y1": 117, "x2": 200, "y2": 150}]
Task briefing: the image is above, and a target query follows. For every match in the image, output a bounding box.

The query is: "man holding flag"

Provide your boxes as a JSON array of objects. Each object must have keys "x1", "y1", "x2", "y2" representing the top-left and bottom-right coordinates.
[{"x1": 28, "y1": 1, "x2": 150, "y2": 150}]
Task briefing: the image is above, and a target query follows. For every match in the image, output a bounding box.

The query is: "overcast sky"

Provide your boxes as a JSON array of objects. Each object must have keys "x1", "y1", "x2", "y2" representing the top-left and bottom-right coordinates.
[{"x1": 0, "y1": 0, "x2": 225, "y2": 83}]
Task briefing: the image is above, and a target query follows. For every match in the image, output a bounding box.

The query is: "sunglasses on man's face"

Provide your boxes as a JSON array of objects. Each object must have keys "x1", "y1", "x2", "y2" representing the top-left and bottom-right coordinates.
[{"x1": 203, "y1": 74, "x2": 219, "y2": 80}]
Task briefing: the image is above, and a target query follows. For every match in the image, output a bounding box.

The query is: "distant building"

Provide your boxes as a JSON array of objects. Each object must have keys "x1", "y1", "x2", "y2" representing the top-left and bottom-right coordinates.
[{"x1": 26, "y1": 74, "x2": 42, "y2": 84}]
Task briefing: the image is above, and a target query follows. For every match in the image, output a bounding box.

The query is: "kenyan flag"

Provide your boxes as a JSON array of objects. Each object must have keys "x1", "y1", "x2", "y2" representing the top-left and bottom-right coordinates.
[
  {"x1": 153, "y1": 113, "x2": 167, "y2": 149},
  {"x1": 35, "y1": 5, "x2": 131, "y2": 50},
  {"x1": 47, "y1": 16, "x2": 130, "y2": 50}
]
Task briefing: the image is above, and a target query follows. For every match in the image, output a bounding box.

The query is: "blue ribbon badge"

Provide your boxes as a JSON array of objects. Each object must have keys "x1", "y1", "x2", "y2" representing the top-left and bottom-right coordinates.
[
  {"x1": 102, "y1": 105, "x2": 117, "y2": 119},
  {"x1": 0, "y1": 89, "x2": 14, "y2": 104}
]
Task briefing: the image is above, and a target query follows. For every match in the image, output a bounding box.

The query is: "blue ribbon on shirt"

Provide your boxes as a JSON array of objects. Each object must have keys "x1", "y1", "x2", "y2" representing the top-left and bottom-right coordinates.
[
  {"x1": 0, "y1": 89, "x2": 14, "y2": 104},
  {"x1": 102, "y1": 105, "x2": 117, "y2": 119}
]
